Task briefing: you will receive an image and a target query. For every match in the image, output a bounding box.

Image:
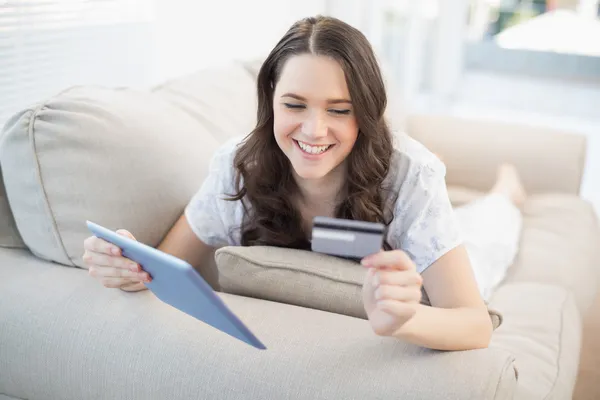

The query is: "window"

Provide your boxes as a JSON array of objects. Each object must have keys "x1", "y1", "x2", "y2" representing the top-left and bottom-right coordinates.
[{"x1": 0, "y1": 0, "x2": 155, "y2": 125}]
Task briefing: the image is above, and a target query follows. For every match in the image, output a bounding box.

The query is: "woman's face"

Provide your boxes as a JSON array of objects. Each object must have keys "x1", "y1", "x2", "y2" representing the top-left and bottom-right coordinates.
[{"x1": 272, "y1": 53, "x2": 359, "y2": 181}]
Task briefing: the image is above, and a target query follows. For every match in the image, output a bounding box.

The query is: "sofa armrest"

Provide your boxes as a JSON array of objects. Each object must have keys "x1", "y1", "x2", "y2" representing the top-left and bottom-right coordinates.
[
  {"x1": 488, "y1": 282, "x2": 582, "y2": 399},
  {"x1": 2, "y1": 248, "x2": 518, "y2": 400},
  {"x1": 406, "y1": 114, "x2": 587, "y2": 195}
]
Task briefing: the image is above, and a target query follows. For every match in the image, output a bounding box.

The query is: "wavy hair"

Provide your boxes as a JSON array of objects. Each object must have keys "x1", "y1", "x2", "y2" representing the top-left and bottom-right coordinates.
[{"x1": 227, "y1": 15, "x2": 395, "y2": 250}]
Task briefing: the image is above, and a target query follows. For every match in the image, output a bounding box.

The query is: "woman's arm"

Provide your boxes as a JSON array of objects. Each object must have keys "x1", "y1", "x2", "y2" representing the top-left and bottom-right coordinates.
[
  {"x1": 392, "y1": 245, "x2": 492, "y2": 350},
  {"x1": 121, "y1": 214, "x2": 217, "y2": 292},
  {"x1": 362, "y1": 245, "x2": 493, "y2": 351}
]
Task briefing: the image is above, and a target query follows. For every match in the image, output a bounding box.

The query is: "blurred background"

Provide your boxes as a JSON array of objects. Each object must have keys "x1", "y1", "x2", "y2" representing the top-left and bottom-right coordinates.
[{"x1": 0, "y1": 0, "x2": 599, "y2": 213}]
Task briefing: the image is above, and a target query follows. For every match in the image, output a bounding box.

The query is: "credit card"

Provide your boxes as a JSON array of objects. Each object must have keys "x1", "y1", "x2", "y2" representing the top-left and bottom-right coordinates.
[{"x1": 311, "y1": 216, "x2": 385, "y2": 260}]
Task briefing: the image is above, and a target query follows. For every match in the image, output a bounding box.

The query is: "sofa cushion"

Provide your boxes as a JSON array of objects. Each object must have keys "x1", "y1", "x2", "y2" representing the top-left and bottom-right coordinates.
[
  {"x1": 488, "y1": 282, "x2": 582, "y2": 400},
  {"x1": 0, "y1": 86, "x2": 220, "y2": 273},
  {"x1": 0, "y1": 248, "x2": 517, "y2": 400},
  {"x1": 152, "y1": 61, "x2": 257, "y2": 145},
  {"x1": 0, "y1": 166, "x2": 25, "y2": 249},
  {"x1": 216, "y1": 245, "x2": 366, "y2": 318},
  {"x1": 215, "y1": 245, "x2": 503, "y2": 329},
  {"x1": 505, "y1": 194, "x2": 600, "y2": 314}
]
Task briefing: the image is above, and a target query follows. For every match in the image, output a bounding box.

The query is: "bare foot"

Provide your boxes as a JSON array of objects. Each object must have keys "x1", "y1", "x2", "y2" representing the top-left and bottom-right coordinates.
[{"x1": 490, "y1": 164, "x2": 527, "y2": 205}]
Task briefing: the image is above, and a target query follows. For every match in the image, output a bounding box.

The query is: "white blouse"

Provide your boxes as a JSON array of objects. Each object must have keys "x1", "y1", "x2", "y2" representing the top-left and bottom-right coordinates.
[{"x1": 185, "y1": 132, "x2": 462, "y2": 274}]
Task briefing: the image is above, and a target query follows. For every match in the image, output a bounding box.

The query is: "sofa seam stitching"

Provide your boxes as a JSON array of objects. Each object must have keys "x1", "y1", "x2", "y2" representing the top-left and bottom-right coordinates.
[
  {"x1": 27, "y1": 102, "x2": 75, "y2": 267},
  {"x1": 492, "y1": 353, "x2": 517, "y2": 400},
  {"x1": 215, "y1": 250, "x2": 363, "y2": 286},
  {"x1": 0, "y1": 392, "x2": 27, "y2": 400},
  {"x1": 542, "y1": 289, "x2": 569, "y2": 400}
]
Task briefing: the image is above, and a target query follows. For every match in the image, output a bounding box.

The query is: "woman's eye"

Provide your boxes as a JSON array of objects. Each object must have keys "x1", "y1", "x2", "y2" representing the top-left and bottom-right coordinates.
[
  {"x1": 329, "y1": 109, "x2": 351, "y2": 115},
  {"x1": 284, "y1": 103, "x2": 305, "y2": 110}
]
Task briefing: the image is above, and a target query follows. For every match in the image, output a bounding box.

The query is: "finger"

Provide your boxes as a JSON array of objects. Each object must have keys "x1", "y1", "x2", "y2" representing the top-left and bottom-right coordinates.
[
  {"x1": 377, "y1": 300, "x2": 418, "y2": 319},
  {"x1": 361, "y1": 250, "x2": 415, "y2": 271},
  {"x1": 373, "y1": 270, "x2": 423, "y2": 287},
  {"x1": 374, "y1": 284, "x2": 422, "y2": 303},
  {"x1": 99, "y1": 277, "x2": 143, "y2": 289},
  {"x1": 116, "y1": 229, "x2": 136, "y2": 241},
  {"x1": 82, "y1": 251, "x2": 140, "y2": 271},
  {"x1": 89, "y1": 265, "x2": 151, "y2": 282},
  {"x1": 84, "y1": 236, "x2": 121, "y2": 256}
]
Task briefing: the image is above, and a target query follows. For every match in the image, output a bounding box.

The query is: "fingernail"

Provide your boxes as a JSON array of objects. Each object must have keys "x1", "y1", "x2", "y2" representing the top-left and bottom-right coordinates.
[
  {"x1": 129, "y1": 263, "x2": 138, "y2": 271},
  {"x1": 112, "y1": 247, "x2": 120, "y2": 255},
  {"x1": 361, "y1": 258, "x2": 371, "y2": 267}
]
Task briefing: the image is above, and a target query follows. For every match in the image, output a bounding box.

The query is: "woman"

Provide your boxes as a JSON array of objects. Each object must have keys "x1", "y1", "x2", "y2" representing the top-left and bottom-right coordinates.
[{"x1": 82, "y1": 15, "x2": 524, "y2": 351}]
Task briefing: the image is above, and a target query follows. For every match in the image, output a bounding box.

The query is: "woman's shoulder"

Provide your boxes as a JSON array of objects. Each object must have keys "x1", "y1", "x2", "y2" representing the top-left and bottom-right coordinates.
[
  {"x1": 209, "y1": 135, "x2": 246, "y2": 168},
  {"x1": 386, "y1": 131, "x2": 446, "y2": 191}
]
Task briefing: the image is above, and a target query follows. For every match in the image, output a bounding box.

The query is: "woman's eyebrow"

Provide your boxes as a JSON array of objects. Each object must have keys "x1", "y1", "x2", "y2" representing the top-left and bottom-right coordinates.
[{"x1": 281, "y1": 93, "x2": 352, "y2": 104}]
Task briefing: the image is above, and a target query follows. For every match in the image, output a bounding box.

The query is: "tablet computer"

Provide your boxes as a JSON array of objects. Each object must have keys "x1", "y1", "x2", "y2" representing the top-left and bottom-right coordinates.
[{"x1": 86, "y1": 220, "x2": 266, "y2": 350}]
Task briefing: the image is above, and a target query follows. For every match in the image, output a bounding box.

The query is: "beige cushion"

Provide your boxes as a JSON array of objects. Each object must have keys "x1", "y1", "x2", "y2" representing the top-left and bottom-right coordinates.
[
  {"x1": 488, "y1": 282, "x2": 582, "y2": 399},
  {"x1": 215, "y1": 245, "x2": 503, "y2": 329},
  {"x1": 0, "y1": 86, "x2": 219, "y2": 282},
  {"x1": 407, "y1": 113, "x2": 587, "y2": 196},
  {"x1": 216, "y1": 246, "x2": 366, "y2": 318},
  {"x1": 0, "y1": 165, "x2": 24, "y2": 249},
  {"x1": 152, "y1": 61, "x2": 257, "y2": 145},
  {"x1": 505, "y1": 194, "x2": 600, "y2": 314},
  {"x1": 0, "y1": 247, "x2": 517, "y2": 400}
]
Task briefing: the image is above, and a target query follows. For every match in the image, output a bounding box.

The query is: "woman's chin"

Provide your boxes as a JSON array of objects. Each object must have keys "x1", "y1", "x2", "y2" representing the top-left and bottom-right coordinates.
[{"x1": 292, "y1": 166, "x2": 330, "y2": 181}]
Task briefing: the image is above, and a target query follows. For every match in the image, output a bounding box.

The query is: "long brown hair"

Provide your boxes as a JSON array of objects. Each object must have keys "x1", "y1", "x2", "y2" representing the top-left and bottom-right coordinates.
[{"x1": 227, "y1": 15, "x2": 395, "y2": 250}]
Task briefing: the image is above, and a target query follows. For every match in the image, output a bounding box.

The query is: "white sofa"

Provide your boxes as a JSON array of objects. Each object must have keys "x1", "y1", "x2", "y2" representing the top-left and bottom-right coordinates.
[{"x1": 1, "y1": 60, "x2": 598, "y2": 400}]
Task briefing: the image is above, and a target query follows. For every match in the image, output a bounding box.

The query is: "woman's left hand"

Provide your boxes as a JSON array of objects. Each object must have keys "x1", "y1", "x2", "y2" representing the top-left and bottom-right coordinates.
[{"x1": 361, "y1": 250, "x2": 423, "y2": 336}]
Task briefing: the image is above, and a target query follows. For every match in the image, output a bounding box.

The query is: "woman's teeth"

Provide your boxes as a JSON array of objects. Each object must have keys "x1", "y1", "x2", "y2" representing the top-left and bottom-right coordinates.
[{"x1": 297, "y1": 141, "x2": 331, "y2": 155}]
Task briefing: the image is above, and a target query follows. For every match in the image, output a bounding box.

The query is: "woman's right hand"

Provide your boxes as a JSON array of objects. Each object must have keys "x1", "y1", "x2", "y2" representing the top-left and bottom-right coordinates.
[{"x1": 83, "y1": 229, "x2": 152, "y2": 292}]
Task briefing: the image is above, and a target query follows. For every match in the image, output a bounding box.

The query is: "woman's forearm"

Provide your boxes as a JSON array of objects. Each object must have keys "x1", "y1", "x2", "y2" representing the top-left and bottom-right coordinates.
[{"x1": 392, "y1": 304, "x2": 493, "y2": 351}]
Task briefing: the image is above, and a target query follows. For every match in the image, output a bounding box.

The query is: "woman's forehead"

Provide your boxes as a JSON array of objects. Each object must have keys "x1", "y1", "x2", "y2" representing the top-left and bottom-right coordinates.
[{"x1": 275, "y1": 54, "x2": 350, "y2": 101}]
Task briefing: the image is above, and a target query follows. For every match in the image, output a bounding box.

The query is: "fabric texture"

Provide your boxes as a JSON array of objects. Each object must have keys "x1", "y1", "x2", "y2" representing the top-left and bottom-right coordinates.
[
  {"x1": 505, "y1": 194, "x2": 600, "y2": 314},
  {"x1": 152, "y1": 62, "x2": 257, "y2": 142},
  {"x1": 488, "y1": 282, "x2": 582, "y2": 400},
  {"x1": 406, "y1": 113, "x2": 588, "y2": 196},
  {"x1": 0, "y1": 247, "x2": 517, "y2": 400},
  {"x1": 0, "y1": 86, "x2": 220, "y2": 282},
  {"x1": 186, "y1": 132, "x2": 462, "y2": 274},
  {"x1": 0, "y1": 166, "x2": 25, "y2": 249}
]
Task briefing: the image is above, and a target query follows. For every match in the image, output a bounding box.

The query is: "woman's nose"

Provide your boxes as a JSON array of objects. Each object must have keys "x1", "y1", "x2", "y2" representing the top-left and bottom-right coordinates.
[{"x1": 302, "y1": 112, "x2": 328, "y2": 138}]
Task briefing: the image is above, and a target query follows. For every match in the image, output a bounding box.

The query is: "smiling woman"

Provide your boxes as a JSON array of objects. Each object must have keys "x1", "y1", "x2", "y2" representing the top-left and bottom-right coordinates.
[
  {"x1": 83, "y1": 15, "x2": 494, "y2": 352},
  {"x1": 230, "y1": 17, "x2": 394, "y2": 250}
]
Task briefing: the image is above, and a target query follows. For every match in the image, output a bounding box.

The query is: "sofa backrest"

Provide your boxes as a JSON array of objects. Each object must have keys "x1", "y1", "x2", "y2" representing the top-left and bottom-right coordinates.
[
  {"x1": 151, "y1": 61, "x2": 258, "y2": 144},
  {"x1": 0, "y1": 82, "x2": 227, "y2": 267},
  {"x1": 0, "y1": 164, "x2": 25, "y2": 249},
  {"x1": 406, "y1": 114, "x2": 588, "y2": 195}
]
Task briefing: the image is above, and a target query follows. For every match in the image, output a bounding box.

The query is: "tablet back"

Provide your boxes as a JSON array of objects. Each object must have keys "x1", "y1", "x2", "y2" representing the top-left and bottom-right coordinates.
[{"x1": 86, "y1": 221, "x2": 266, "y2": 350}]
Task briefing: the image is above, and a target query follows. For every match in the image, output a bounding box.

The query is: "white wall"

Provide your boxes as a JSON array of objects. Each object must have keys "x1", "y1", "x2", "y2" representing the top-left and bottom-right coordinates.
[{"x1": 149, "y1": 0, "x2": 327, "y2": 85}]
